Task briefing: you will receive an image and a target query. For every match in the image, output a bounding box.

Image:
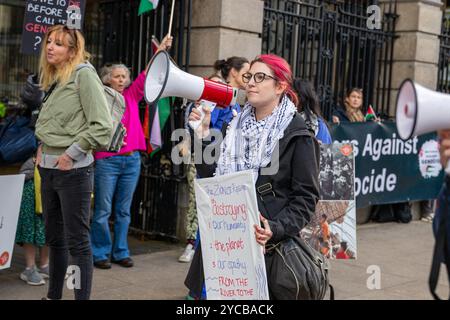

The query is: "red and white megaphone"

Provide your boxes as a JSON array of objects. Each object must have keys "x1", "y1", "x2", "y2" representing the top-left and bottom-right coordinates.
[
  {"x1": 144, "y1": 50, "x2": 240, "y2": 108},
  {"x1": 396, "y1": 79, "x2": 450, "y2": 173}
]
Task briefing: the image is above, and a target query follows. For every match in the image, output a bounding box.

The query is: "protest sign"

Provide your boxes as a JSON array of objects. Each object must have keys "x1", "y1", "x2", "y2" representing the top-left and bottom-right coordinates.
[
  {"x1": 0, "y1": 175, "x2": 25, "y2": 270},
  {"x1": 302, "y1": 143, "x2": 357, "y2": 260},
  {"x1": 194, "y1": 170, "x2": 269, "y2": 300},
  {"x1": 21, "y1": 0, "x2": 86, "y2": 55}
]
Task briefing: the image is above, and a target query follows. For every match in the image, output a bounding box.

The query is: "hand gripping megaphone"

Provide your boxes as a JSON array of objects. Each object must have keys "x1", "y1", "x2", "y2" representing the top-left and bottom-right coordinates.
[
  {"x1": 396, "y1": 79, "x2": 450, "y2": 173},
  {"x1": 144, "y1": 50, "x2": 240, "y2": 108}
]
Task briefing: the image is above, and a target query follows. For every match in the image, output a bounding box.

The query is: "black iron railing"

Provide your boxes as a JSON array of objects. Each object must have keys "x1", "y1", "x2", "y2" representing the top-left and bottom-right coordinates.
[
  {"x1": 262, "y1": 0, "x2": 398, "y2": 119},
  {"x1": 437, "y1": 10, "x2": 450, "y2": 93},
  {"x1": 0, "y1": 2, "x2": 39, "y2": 105},
  {"x1": 85, "y1": 0, "x2": 191, "y2": 77}
]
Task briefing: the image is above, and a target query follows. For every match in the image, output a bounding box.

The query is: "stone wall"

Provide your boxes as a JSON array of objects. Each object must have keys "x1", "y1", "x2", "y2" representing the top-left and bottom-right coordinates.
[
  {"x1": 188, "y1": 0, "x2": 264, "y2": 77},
  {"x1": 389, "y1": 0, "x2": 444, "y2": 116}
]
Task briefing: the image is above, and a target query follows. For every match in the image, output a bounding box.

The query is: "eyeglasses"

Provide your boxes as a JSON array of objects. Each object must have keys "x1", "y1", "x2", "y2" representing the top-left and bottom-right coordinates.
[{"x1": 242, "y1": 72, "x2": 276, "y2": 84}]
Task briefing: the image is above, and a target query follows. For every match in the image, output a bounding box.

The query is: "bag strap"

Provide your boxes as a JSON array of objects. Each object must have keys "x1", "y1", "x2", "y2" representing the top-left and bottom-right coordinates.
[
  {"x1": 429, "y1": 179, "x2": 450, "y2": 300},
  {"x1": 256, "y1": 167, "x2": 275, "y2": 201},
  {"x1": 328, "y1": 284, "x2": 335, "y2": 300},
  {"x1": 74, "y1": 63, "x2": 95, "y2": 88},
  {"x1": 41, "y1": 82, "x2": 57, "y2": 104}
]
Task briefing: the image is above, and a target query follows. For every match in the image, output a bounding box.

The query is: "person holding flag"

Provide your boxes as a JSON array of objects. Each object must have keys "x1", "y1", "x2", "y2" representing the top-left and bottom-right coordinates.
[
  {"x1": 90, "y1": 34, "x2": 173, "y2": 270},
  {"x1": 365, "y1": 104, "x2": 379, "y2": 121}
]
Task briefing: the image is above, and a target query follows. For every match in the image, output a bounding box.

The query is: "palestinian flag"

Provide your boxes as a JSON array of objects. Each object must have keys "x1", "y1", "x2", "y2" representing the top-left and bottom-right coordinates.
[
  {"x1": 138, "y1": 0, "x2": 159, "y2": 15},
  {"x1": 365, "y1": 105, "x2": 377, "y2": 121}
]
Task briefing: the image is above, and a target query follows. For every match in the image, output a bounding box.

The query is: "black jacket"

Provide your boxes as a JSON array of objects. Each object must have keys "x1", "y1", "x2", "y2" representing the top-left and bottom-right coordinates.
[
  {"x1": 332, "y1": 105, "x2": 350, "y2": 122},
  {"x1": 185, "y1": 113, "x2": 320, "y2": 297},
  {"x1": 195, "y1": 112, "x2": 320, "y2": 242}
]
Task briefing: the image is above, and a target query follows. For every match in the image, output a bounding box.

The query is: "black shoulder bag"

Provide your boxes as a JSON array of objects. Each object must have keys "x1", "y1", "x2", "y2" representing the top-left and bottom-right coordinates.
[{"x1": 256, "y1": 180, "x2": 334, "y2": 300}]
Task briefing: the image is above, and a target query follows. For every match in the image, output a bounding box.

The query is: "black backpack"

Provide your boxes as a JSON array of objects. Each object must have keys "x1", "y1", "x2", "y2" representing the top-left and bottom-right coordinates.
[{"x1": 21, "y1": 74, "x2": 43, "y2": 111}]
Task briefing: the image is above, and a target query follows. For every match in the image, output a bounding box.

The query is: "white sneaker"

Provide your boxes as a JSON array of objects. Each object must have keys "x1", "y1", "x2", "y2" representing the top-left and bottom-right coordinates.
[
  {"x1": 421, "y1": 212, "x2": 434, "y2": 223},
  {"x1": 178, "y1": 244, "x2": 195, "y2": 263}
]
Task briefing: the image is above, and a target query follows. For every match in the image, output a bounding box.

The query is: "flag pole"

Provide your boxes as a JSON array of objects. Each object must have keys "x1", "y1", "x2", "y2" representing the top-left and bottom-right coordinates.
[{"x1": 168, "y1": 0, "x2": 176, "y2": 37}]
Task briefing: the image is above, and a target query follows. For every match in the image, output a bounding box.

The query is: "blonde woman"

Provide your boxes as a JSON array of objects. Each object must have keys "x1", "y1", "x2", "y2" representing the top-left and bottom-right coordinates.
[{"x1": 35, "y1": 25, "x2": 112, "y2": 300}]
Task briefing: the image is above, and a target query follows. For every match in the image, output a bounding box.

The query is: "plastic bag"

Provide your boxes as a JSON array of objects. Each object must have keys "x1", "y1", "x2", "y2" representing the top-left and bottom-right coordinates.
[{"x1": 0, "y1": 117, "x2": 38, "y2": 164}]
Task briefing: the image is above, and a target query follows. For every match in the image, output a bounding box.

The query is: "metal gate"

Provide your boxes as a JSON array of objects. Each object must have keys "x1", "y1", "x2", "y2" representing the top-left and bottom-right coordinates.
[
  {"x1": 262, "y1": 0, "x2": 398, "y2": 119},
  {"x1": 437, "y1": 10, "x2": 450, "y2": 93},
  {"x1": 85, "y1": 0, "x2": 192, "y2": 240}
]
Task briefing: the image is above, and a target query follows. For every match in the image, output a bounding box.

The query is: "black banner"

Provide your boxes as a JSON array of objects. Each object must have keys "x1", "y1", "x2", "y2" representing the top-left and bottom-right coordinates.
[
  {"x1": 330, "y1": 121, "x2": 445, "y2": 208},
  {"x1": 21, "y1": 0, "x2": 86, "y2": 55}
]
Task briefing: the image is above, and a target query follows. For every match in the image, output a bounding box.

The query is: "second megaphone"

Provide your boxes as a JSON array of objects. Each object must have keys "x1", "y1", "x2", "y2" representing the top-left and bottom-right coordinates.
[
  {"x1": 144, "y1": 50, "x2": 239, "y2": 107},
  {"x1": 396, "y1": 79, "x2": 450, "y2": 140}
]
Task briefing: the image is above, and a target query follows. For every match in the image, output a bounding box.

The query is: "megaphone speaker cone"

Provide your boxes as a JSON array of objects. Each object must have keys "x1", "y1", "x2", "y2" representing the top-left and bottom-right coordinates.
[
  {"x1": 144, "y1": 50, "x2": 170, "y2": 105},
  {"x1": 396, "y1": 79, "x2": 418, "y2": 140},
  {"x1": 144, "y1": 50, "x2": 240, "y2": 107},
  {"x1": 396, "y1": 78, "x2": 450, "y2": 141}
]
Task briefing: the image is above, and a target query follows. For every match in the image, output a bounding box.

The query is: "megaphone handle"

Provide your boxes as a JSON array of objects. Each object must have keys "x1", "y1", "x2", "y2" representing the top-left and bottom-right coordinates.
[{"x1": 188, "y1": 105, "x2": 204, "y2": 130}]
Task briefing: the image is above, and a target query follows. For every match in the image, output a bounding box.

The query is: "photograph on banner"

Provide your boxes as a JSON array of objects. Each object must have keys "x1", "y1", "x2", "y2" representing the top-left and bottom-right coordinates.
[
  {"x1": 319, "y1": 142, "x2": 355, "y2": 201},
  {"x1": 300, "y1": 201, "x2": 357, "y2": 260},
  {"x1": 331, "y1": 122, "x2": 445, "y2": 208},
  {"x1": 194, "y1": 170, "x2": 269, "y2": 300},
  {"x1": 0, "y1": 175, "x2": 25, "y2": 270},
  {"x1": 301, "y1": 142, "x2": 357, "y2": 260},
  {"x1": 21, "y1": 0, "x2": 87, "y2": 55}
]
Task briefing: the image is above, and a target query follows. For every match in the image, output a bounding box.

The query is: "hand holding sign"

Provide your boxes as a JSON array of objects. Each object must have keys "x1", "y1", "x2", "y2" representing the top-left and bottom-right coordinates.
[{"x1": 254, "y1": 214, "x2": 272, "y2": 247}]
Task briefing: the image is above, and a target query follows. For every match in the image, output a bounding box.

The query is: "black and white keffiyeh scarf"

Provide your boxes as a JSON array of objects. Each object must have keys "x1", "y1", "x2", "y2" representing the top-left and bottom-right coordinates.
[{"x1": 215, "y1": 95, "x2": 297, "y2": 180}]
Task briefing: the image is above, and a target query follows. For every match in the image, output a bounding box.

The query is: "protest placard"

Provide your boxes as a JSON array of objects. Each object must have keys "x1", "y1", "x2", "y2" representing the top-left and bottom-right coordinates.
[
  {"x1": 301, "y1": 143, "x2": 357, "y2": 260},
  {"x1": 194, "y1": 170, "x2": 269, "y2": 300},
  {"x1": 21, "y1": 0, "x2": 86, "y2": 55},
  {"x1": 0, "y1": 175, "x2": 25, "y2": 270}
]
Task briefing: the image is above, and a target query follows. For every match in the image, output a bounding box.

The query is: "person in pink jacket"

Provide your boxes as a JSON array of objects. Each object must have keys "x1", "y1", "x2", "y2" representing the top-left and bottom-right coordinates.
[{"x1": 91, "y1": 35, "x2": 173, "y2": 269}]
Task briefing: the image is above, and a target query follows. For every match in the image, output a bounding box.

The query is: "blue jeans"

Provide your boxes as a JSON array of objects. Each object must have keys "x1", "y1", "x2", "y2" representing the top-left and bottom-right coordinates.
[{"x1": 90, "y1": 152, "x2": 141, "y2": 262}]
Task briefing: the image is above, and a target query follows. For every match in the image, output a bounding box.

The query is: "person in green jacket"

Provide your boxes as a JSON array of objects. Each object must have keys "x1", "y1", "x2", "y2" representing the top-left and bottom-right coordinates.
[{"x1": 35, "y1": 24, "x2": 112, "y2": 300}]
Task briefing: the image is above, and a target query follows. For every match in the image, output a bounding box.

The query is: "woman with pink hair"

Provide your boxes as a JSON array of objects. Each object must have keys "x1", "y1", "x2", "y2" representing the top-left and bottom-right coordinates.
[{"x1": 185, "y1": 54, "x2": 320, "y2": 299}]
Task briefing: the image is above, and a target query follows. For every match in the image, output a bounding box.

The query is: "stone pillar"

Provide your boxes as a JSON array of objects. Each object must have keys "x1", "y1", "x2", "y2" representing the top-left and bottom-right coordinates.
[
  {"x1": 188, "y1": 0, "x2": 264, "y2": 77},
  {"x1": 372, "y1": 0, "x2": 444, "y2": 223},
  {"x1": 390, "y1": 0, "x2": 444, "y2": 116}
]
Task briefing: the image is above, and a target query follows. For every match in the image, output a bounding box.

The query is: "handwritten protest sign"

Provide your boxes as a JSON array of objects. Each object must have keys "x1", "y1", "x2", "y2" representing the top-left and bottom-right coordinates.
[
  {"x1": 194, "y1": 170, "x2": 269, "y2": 300},
  {"x1": 0, "y1": 175, "x2": 25, "y2": 270},
  {"x1": 21, "y1": 0, "x2": 86, "y2": 55}
]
